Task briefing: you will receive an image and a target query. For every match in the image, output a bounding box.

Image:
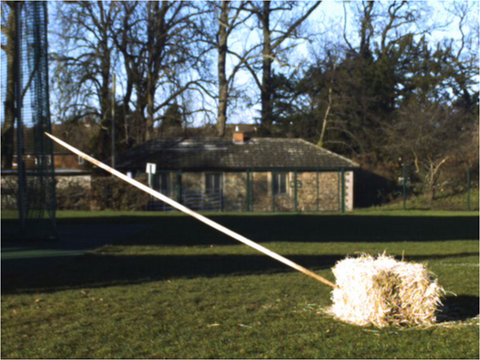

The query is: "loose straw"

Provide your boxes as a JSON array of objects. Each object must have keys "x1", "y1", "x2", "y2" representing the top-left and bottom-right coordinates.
[{"x1": 45, "y1": 133, "x2": 337, "y2": 289}]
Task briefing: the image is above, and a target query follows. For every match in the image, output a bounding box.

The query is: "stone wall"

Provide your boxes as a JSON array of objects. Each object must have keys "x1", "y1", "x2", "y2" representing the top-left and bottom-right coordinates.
[
  {"x1": 177, "y1": 170, "x2": 353, "y2": 212},
  {"x1": 181, "y1": 172, "x2": 202, "y2": 194},
  {"x1": 1, "y1": 170, "x2": 353, "y2": 212},
  {"x1": 318, "y1": 172, "x2": 340, "y2": 211},
  {"x1": 1, "y1": 175, "x2": 17, "y2": 210},
  {"x1": 1, "y1": 174, "x2": 92, "y2": 210},
  {"x1": 223, "y1": 172, "x2": 247, "y2": 212},
  {"x1": 251, "y1": 172, "x2": 270, "y2": 211},
  {"x1": 56, "y1": 175, "x2": 92, "y2": 189}
]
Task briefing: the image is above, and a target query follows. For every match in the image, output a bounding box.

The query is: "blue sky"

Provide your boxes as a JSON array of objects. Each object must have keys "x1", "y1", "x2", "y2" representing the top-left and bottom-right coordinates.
[
  {"x1": 2, "y1": 1, "x2": 478, "y2": 127},
  {"x1": 227, "y1": 0, "x2": 479, "y2": 124}
]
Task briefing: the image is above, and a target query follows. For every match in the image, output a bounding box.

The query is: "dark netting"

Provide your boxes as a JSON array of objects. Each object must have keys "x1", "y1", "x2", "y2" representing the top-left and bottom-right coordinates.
[{"x1": 1, "y1": 2, "x2": 56, "y2": 240}]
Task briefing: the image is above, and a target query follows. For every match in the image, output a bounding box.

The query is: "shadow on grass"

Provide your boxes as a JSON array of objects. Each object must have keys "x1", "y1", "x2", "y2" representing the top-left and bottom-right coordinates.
[
  {"x1": 106, "y1": 215, "x2": 479, "y2": 246},
  {"x1": 437, "y1": 295, "x2": 480, "y2": 322},
  {"x1": 3, "y1": 251, "x2": 478, "y2": 295},
  {"x1": 2, "y1": 215, "x2": 478, "y2": 246},
  {"x1": 1, "y1": 253, "x2": 342, "y2": 294},
  {"x1": 2, "y1": 214, "x2": 478, "y2": 295}
]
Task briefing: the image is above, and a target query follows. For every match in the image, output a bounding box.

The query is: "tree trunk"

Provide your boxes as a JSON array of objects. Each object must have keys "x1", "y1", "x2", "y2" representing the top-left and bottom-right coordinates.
[
  {"x1": 427, "y1": 181, "x2": 436, "y2": 204},
  {"x1": 318, "y1": 86, "x2": 333, "y2": 148},
  {"x1": 216, "y1": 1, "x2": 229, "y2": 137},
  {"x1": 146, "y1": 86, "x2": 155, "y2": 141},
  {"x1": 134, "y1": 86, "x2": 147, "y2": 144},
  {"x1": 122, "y1": 69, "x2": 133, "y2": 145},
  {"x1": 1, "y1": 4, "x2": 17, "y2": 169},
  {"x1": 145, "y1": 1, "x2": 161, "y2": 142},
  {"x1": 98, "y1": 39, "x2": 111, "y2": 160},
  {"x1": 426, "y1": 157, "x2": 449, "y2": 204},
  {"x1": 260, "y1": 1, "x2": 273, "y2": 135}
]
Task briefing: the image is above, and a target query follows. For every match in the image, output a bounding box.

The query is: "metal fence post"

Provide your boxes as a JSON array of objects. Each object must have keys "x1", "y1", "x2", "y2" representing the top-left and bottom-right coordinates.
[
  {"x1": 294, "y1": 170, "x2": 298, "y2": 212},
  {"x1": 220, "y1": 189, "x2": 224, "y2": 212},
  {"x1": 246, "y1": 169, "x2": 251, "y2": 212},
  {"x1": 337, "y1": 171, "x2": 340, "y2": 211},
  {"x1": 403, "y1": 164, "x2": 407, "y2": 211},
  {"x1": 177, "y1": 170, "x2": 182, "y2": 203},
  {"x1": 316, "y1": 169, "x2": 319, "y2": 212},
  {"x1": 271, "y1": 171, "x2": 275, "y2": 212},
  {"x1": 341, "y1": 168, "x2": 346, "y2": 213},
  {"x1": 467, "y1": 167, "x2": 471, "y2": 212}
]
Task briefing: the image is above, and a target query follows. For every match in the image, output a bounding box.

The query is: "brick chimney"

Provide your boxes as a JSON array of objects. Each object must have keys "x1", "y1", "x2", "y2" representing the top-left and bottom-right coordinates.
[{"x1": 233, "y1": 126, "x2": 245, "y2": 144}]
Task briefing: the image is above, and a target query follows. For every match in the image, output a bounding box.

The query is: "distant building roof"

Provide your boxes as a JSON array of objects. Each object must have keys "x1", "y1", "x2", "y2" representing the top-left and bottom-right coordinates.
[{"x1": 115, "y1": 137, "x2": 359, "y2": 172}]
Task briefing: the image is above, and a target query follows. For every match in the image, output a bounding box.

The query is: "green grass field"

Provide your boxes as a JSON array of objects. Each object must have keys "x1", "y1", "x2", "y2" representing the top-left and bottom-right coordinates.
[{"x1": 2, "y1": 211, "x2": 479, "y2": 358}]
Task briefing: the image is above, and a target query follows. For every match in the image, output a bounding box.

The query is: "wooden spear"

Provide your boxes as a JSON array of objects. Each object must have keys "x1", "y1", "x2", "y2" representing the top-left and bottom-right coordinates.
[{"x1": 45, "y1": 132, "x2": 337, "y2": 289}]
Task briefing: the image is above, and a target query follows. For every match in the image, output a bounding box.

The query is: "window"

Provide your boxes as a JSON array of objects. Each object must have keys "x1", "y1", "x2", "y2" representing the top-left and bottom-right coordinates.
[
  {"x1": 78, "y1": 156, "x2": 85, "y2": 165},
  {"x1": 205, "y1": 173, "x2": 222, "y2": 194},
  {"x1": 273, "y1": 172, "x2": 288, "y2": 195},
  {"x1": 156, "y1": 173, "x2": 170, "y2": 194}
]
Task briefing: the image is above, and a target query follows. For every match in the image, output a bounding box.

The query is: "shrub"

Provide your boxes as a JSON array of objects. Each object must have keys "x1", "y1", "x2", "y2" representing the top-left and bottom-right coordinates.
[
  {"x1": 55, "y1": 175, "x2": 150, "y2": 211},
  {"x1": 56, "y1": 180, "x2": 90, "y2": 210},
  {"x1": 90, "y1": 176, "x2": 150, "y2": 211}
]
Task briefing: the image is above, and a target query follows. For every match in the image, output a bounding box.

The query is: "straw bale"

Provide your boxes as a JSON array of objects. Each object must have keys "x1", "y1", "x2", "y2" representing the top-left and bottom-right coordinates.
[{"x1": 327, "y1": 254, "x2": 445, "y2": 327}]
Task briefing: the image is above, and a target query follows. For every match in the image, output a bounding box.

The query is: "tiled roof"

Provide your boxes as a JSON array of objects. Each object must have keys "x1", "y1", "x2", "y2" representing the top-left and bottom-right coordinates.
[{"x1": 115, "y1": 137, "x2": 359, "y2": 171}]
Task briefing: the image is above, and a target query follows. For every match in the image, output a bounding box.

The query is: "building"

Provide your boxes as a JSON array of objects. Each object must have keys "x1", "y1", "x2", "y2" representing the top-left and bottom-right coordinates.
[{"x1": 115, "y1": 129, "x2": 359, "y2": 212}]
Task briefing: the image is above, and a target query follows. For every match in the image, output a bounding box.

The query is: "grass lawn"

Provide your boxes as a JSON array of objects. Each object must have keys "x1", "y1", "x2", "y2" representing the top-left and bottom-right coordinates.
[{"x1": 2, "y1": 211, "x2": 479, "y2": 358}]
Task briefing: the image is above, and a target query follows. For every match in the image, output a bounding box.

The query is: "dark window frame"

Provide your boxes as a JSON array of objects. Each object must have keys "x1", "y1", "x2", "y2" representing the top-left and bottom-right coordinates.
[
  {"x1": 205, "y1": 172, "x2": 222, "y2": 194},
  {"x1": 273, "y1": 172, "x2": 288, "y2": 195},
  {"x1": 157, "y1": 172, "x2": 171, "y2": 194}
]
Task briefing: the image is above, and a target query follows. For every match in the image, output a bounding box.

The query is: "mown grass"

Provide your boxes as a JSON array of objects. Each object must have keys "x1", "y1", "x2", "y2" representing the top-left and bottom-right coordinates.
[{"x1": 1, "y1": 212, "x2": 479, "y2": 358}]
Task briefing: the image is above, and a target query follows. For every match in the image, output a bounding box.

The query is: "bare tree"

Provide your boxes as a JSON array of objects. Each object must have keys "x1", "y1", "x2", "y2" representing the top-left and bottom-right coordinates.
[
  {"x1": 384, "y1": 99, "x2": 471, "y2": 203},
  {"x1": 316, "y1": 52, "x2": 337, "y2": 148},
  {"x1": 51, "y1": 1, "x2": 120, "y2": 159},
  {"x1": 309, "y1": 1, "x2": 443, "y2": 158},
  {"x1": 212, "y1": 1, "x2": 251, "y2": 136},
  {"x1": 443, "y1": 1, "x2": 479, "y2": 113},
  {"x1": 240, "y1": 1, "x2": 322, "y2": 133},
  {"x1": 113, "y1": 1, "x2": 214, "y2": 143}
]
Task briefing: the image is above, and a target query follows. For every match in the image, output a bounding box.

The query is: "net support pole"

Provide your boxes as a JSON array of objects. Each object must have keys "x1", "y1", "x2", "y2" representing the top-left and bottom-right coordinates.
[
  {"x1": 111, "y1": 73, "x2": 116, "y2": 170},
  {"x1": 14, "y1": 1, "x2": 26, "y2": 233}
]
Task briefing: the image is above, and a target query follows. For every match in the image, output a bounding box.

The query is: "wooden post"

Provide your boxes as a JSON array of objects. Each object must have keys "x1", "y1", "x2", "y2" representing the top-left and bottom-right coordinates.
[{"x1": 44, "y1": 133, "x2": 338, "y2": 289}]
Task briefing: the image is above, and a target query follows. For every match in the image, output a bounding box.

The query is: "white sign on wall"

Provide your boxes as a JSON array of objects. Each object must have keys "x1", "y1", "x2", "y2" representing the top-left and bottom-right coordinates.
[{"x1": 146, "y1": 163, "x2": 157, "y2": 174}]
